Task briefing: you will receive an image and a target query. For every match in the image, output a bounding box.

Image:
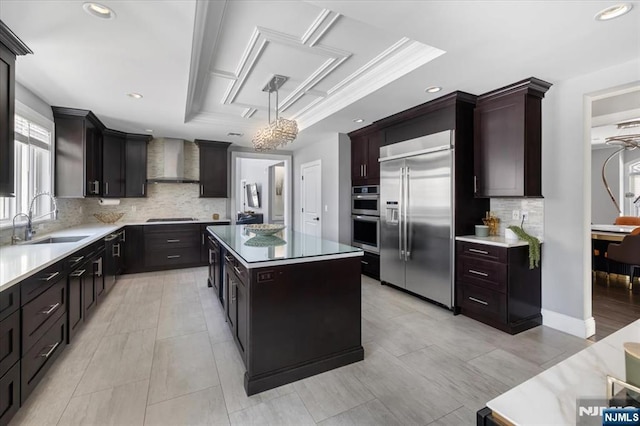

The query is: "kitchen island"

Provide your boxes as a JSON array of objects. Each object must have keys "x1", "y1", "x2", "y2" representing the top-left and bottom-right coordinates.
[{"x1": 206, "y1": 225, "x2": 364, "y2": 395}]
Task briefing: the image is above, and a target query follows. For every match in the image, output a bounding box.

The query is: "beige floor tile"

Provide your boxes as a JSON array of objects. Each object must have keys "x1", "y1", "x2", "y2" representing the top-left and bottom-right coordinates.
[
  {"x1": 317, "y1": 399, "x2": 403, "y2": 426},
  {"x1": 211, "y1": 340, "x2": 294, "y2": 414},
  {"x1": 148, "y1": 331, "x2": 220, "y2": 405},
  {"x1": 467, "y1": 348, "x2": 544, "y2": 388},
  {"x1": 203, "y1": 306, "x2": 233, "y2": 344},
  {"x1": 105, "y1": 300, "x2": 161, "y2": 336},
  {"x1": 294, "y1": 366, "x2": 375, "y2": 422},
  {"x1": 156, "y1": 300, "x2": 207, "y2": 340},
  {"x1": 429, "y1": 406, "x2": 477, "y2": 426},
  {"x1": 123, "y1": 279, "x2": 164, "y2": 305},
  {"x1": 144, "y1": 386, "x2": 229, "y2": 426},
  {"x1": 162, "y1": 280, "x2": 200, "y2": 304},
  {"x1": 58, "y1": 379, "x2": 148, "y2": 426},
  {"x1": 228, "y1": 393, "x2": 315, "y2": 426},
  {"x1": 74, "y1": 328, "x2": 156, "y2": 396},
  {"x1": 90, "y1": 292, "x2": 123, "y2": 325},
  {"x1": 199, "y1": 286, "x2": 222, "y2": 311}
]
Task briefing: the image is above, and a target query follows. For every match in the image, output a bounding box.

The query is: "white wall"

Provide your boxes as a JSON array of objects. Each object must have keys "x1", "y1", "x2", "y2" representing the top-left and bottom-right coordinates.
[
  {"x1": 15, "y1": 82, "x2": 53, "y2": 122},
  {"x1": 293, "y1": 134, "x2": 351, "y2": 243},
  {"x1": 541, "y1": 59, "x2": 640, "y2": 338}
]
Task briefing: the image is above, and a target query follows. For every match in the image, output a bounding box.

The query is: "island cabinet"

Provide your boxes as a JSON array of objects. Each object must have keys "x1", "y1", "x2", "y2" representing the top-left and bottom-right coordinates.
[
  {"x1": 195, "y1": 140, "x2": 231, "y2": 198},
  {"x1": 207, "y1": 234, "x2": 223, "y2": 304},
  {"x1": 473, "y1": 77, "x2": 551, "y2": 198},
  {"x1": 456, "y1": 240, "x2": 541, "y2": 334},
  {"x1": 0, "y1": 22, "x2": 32, "y2": 197},
  {"x1": 351, "y1": 132, "x2": 381, "y2": 185},
  {"x1": 209, "y1": 225, "x2": 364, "y2": 396}
]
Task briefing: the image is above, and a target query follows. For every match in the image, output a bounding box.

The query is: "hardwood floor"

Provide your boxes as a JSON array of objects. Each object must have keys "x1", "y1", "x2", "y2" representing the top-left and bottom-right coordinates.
[
  {"x1": 9, "y1": 268, "x2": 591, "y2": 426},
  {"x1": 592, "y1": 273, "x2": 640, "y2": 341}
]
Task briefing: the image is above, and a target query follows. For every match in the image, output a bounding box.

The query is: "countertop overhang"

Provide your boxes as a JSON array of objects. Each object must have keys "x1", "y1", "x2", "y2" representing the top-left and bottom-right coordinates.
[
  {"x1": 207, "y1": 225, "x2": 363, "y2": 269},
  {"x1": 455, "y1": 235, "x2": 534, "y2": 248}
]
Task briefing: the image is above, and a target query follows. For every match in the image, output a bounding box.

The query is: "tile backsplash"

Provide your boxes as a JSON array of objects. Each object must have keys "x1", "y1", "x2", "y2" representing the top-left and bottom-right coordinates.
[{"x1": 489, "y1": 198, "x2": 544, "y2": 238}]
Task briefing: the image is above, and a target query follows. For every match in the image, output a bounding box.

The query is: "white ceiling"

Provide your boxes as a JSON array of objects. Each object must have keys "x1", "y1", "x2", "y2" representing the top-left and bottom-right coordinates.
[{"x1": 1, "y1": 0, "x2": 639, "y2": 150}]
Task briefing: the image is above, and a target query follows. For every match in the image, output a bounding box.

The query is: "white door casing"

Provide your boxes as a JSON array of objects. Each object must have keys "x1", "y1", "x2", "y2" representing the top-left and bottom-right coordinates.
[{"x1": 301, "y1": 160, "x2": 321, "y2": 237}]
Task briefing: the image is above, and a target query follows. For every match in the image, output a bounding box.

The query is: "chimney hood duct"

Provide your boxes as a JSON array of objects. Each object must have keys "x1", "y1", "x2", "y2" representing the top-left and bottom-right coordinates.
[{"x1": 147, "y1": 138, "x2": 199, "y2": 184}]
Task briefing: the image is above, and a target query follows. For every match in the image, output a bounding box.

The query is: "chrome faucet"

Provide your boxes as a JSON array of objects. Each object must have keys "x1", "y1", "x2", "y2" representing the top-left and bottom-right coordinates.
[
  {"x1": 11, "y1": 192, "x2": 58, "y2": 244},
  {"x1": 11, "y1": 213, "x2": 29, "y2": 245}
]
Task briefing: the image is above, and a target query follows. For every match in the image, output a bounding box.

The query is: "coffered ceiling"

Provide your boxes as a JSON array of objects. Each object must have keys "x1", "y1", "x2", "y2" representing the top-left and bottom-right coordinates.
[{"x1": 0, "y1": 1, "x2": 638, "y2": 150}]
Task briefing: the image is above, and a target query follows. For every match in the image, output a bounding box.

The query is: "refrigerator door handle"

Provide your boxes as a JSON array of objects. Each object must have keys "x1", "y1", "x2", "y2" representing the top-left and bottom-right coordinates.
[
  {"x1": 398, "y1": 167, "x2": 404, "y2": 260},
  {"x1": 405, "y1": 167, "x2": 411, "y2": 261}
]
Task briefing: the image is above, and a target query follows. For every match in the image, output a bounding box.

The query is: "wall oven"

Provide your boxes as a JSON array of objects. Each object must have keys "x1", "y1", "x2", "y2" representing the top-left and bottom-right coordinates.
[
  {"x1": 352, "y1": 214, "x2": 380, "y2": 253},
  {"x1": 352, "y1": 185, "x2": 379, "y2": 216}
]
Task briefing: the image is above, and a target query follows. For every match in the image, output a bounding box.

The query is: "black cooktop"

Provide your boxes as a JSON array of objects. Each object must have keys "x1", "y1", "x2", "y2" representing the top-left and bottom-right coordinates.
[{"x1": 146, "y1": 218, "x2": 197, "y2": 222}]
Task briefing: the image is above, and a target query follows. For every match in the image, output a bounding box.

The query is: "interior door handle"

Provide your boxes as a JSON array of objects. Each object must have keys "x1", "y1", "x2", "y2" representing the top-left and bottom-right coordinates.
[{"x1": 314, "y1": 217, "x2": 320, "y2": 221}]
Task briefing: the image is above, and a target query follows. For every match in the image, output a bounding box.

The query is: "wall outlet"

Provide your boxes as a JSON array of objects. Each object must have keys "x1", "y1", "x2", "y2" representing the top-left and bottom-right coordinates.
[
  {"x1": 512, "y1": 210, "x2": 520, "y2": 220},
  {"x1": 521, "y1": 210, "x2": 529, "y2": 222}
]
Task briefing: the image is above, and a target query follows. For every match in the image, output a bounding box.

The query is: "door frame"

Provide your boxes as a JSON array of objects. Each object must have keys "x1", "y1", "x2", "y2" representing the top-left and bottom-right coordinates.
[{"x1": 300, "y1": 159, "x2": 322, "y2": 237}]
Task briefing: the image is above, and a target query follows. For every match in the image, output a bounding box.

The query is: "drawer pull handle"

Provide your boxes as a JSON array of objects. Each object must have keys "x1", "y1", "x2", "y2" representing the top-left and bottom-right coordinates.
[
  {"x1": 468, "y1": 248, "x2": 489, "y2": 255},
  {"x1": 468, "y1": 269, "x2": 489, "y2": 277},
  {"x1": 40, "y1": 302, "x2": 60, "y2": 315},
  {"x1": 39, "y1": 272, "x2": 60, "y2": 282},
  {"x1": 233, "y1": 266, "x2": 243, "y2": 276},
  {"x1": 361, "y1": 261, "x2": 369, "y2": 265},
  {"x1": 70, "y1": 269, "x2": 86, "y2": 277},
  {"x1": 167, "y1": 239, "x2": 180, "y2": 243},
  {"x1": 39, "y1": 342, "x2": 60, "y2": 358},
  {"x1": 468, "y1": 297, "x2": 488, "y2": 306},
  {"x1": 224, "y1": 255, "x2": 233, "y2": 263},
  {"x1": 70, "y1": 256, "x2": 84, "y2": 264},
  {"x1": 167, "y1": 255, "x2": 181, "y2": 259}
]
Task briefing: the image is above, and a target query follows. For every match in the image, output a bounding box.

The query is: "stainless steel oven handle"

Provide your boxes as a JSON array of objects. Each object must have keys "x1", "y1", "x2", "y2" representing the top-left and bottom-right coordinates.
[
  {"x1": 352, "y1": 215, "x2": 379, "y2": 223},
  {"x1": 405, "y1": 166, "x2": 411, "y2": 261},
  {"x1": 399, "y1": 167, "x2": 404, "y2": 260}
]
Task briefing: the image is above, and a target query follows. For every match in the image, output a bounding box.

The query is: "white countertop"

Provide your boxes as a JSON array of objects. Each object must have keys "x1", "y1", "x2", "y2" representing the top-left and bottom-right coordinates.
[
  {"x1": 455, "y1": 235, "x2": 531, "y2": 248},
  {"x1": 591, "y1": 224, "x2": 638, "y2": 233},
  {"x1": 0, "y1": 218, "x2": 231, "y2": 292},
  {"x1": 487, "y1": 320, "x2": 639, "y2": 425}
]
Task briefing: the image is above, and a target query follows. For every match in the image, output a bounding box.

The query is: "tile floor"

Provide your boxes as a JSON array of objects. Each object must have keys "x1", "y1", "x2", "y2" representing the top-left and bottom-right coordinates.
[{"x1": 10, "y1": 268, "x2": 592, "y2": 426}]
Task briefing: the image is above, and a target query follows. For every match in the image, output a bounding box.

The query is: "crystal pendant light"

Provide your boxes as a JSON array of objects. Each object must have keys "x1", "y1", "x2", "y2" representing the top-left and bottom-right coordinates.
[{"x1": 252, "y1": 75, "x2": 298, "y2": 151}]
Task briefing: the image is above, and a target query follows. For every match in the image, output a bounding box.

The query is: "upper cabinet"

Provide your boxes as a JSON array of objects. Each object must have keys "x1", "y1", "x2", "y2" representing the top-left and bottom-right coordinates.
[
  {"x1": 102, "y1": 130, "x2": 125, "y2": 198},
  {"x1": 350, "y1": 133, "x2": 380, "y2": 185},
  {"x1": 52, "y1": 107, "x2": 105, "y2": 198},
  {"x1": 473, "y1": 77, "x2": 551, "y2": 198},
  {"x1": 0, "y1": 21, "x2": 32, "y2": 197},
  {"x1": 196, "y1": 140, "x2": 230, "y2": 198},
  {"x1": 125, "y1": 134, "x2": 150, "y2": 197}
]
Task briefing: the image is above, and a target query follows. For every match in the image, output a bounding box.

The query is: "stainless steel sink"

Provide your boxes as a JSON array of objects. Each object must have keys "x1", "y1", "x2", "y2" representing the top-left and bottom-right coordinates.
[{"x1": 29, "y1": 236, "x2": 89, "y2": 245}]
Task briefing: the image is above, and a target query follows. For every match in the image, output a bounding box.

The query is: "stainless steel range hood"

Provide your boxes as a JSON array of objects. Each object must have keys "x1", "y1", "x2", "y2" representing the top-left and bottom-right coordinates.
[{"x1": 147, "y1": 138, "x2": 199, "y2": 184}]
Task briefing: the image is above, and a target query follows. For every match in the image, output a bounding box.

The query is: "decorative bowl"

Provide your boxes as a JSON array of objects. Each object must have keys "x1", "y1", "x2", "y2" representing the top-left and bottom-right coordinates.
[
  {"x1": 244, "y1": 235, "x2": 286, "y2": 247},
  {"x1": 94, "y1": 212, "x2": 125, "y2": 224},
  {"x1": 245, "y1": 224, "x2": 286, "y2": 236}
]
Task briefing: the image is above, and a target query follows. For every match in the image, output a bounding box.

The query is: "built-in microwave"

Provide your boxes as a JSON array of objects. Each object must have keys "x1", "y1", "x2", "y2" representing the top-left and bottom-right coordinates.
[
  {"x1": 352, "y1": 214, "x2": 380, "y2": 254},
  {"x1": 352, "y1": 185, "x2": 379, "y2": 216}
]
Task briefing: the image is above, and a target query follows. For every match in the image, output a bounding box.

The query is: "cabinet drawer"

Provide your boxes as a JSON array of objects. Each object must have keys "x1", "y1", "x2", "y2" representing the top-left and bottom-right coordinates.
[
  {"x1": 458, "y1": 282, "x2": 506, "y2": 323},
  {"x1": 224, "y1": 252, "x2": 247, "y2": 284},
  {"x1": 457, "y1": 242, "x2": 507, "y2": 263},
  {"x1": 361, "y1": 252, "x2": 380, "y2": 279},
  {"x1": 0, "y1": 285, "x2": 19, "y2": 321},
  {"x1": 21, "y1": 314, "x2": 66, "y2": 404},
  {"x1": 0, "y1": 310, "x2": 19, "y2": 379},
  {"x1": 144, "y1": 247, "x2": 201, "y2": 267},
  {"x1": 145, "y1": 231, "x2": 200, "y2": 250},
  {"x1": 0, "y1": 361, "x2": 20, "y2": 426},
  {"x1": 457, "y1": 256, "x2": 507, "y2": 293},
  {"x1": 21, "y1": 261, "x2": 65, "y2": 306},
  {"x1": 22, "y1": 278, "x2": 66, "y2": 354}
]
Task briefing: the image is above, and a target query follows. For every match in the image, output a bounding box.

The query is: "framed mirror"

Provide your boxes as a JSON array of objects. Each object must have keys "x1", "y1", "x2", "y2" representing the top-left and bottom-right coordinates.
[{"x1": 246, "y1": 183, "x2": 260, "y2": 208}]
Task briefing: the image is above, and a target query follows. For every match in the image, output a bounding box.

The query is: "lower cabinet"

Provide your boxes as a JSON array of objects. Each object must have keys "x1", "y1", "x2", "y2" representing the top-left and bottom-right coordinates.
[
  {"x1": 224, "y1": 252, "x2": 248, "y2": 363},
  {"x1": 360, "y1": 252, "x2": 380, "y2": 280},
  {"x1": 68, "y1": 261, "x2": 88, "y2": 342},
  {"x1": 0, "y1": 361, "x2": 20, "y2": 426},
  {"x1": 456, "y1": 241, "x2": 541, "y2": 334}
]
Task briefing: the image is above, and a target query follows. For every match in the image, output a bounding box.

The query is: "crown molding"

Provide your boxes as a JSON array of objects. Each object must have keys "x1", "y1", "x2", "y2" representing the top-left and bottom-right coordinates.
[{"x1": 0, "y1": 20, "x2": 32, "y2": 56}]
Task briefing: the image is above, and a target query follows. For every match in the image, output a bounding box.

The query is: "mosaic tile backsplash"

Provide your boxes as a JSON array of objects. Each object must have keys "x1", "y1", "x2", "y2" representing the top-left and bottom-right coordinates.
[{"x1": 489, "y1": 198, "x2": 544, "y2": 238}]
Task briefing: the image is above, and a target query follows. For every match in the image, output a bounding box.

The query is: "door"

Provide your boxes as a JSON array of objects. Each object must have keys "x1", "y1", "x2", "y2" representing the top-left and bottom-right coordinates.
[
  {"x1": 404, "y1": 150, "x2": 453, "y2": 307},
  {"x1": 301, "y1": 160, "x2": 321, "y2": 237},
  {"x1": 380, "y1": 158, "x2": 405, "y2": 287}
]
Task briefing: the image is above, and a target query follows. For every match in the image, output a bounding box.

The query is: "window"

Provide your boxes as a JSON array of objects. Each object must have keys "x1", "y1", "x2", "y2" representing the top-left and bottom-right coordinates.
[{"x1": 0, "y1": 110, "x2": 54, "y2": 225}]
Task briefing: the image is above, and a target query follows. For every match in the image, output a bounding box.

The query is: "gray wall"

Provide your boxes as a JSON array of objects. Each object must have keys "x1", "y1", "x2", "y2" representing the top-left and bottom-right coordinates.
[
  {"x1": 15, "y1": 82, "x2": 53, "y2": 121},
  {"x1": 592, "y1": 147, "x2": 621, "y2": 224},
  {"x1": 541, "y1": 58, "x2": 640, "y2": 336},
  {"x1": 293, "y1": 134, "x2": 351, "y2": 243}
]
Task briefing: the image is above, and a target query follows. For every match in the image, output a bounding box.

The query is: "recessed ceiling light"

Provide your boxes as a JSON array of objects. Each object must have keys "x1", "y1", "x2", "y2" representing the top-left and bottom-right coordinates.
[
  {"x1": 127, "y1": 93, "x2": 143, "y2": 99},
  {"x1": 353, "y1": 119, "x2": 365, "y2": 123},
  {"x1": 227, "y1": 132, "x2": 244, "y2": 137},
  {"x1": 595, "y1": 3, "x2": 633, "y2": 20},
  {"x1": 82, "y1": 2, "x2": 116, "y2": 19},
  {"x1": 425, "y1": 86, "x2": 442, "y2": 93}
]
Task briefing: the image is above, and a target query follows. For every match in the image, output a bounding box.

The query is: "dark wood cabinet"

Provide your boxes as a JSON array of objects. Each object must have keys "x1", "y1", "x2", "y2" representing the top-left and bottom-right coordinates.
[
  {"x1": 67, "y1": 262, "x2": 86, "y2": 342},
  {"x1": 85, "y1": 251, "x2": 102, "y2": 319},
  {"x1": 123, "y1": 225, "x2": 144, "y2": 273},
  {"x1": 0, "y1": 361, "x2": 20, "y2": 426},
  {"x1": 143, "y1": 224, "x2": 202, "y2": 269},
  {"x1": 52, "y1": 107, "x2": 105, "y2": 198},
  {"x1": 351, "y1": 133, "x2": 380, "y2": 185},
  {"x1": 195, "y1": 140, "x2": 230, "y2": 198},
  {"x1": 125, "y1": 134, "x2": 150, "y2": 197},
  {"x1": 456, "y1": 240, "x2": 541, "y2": 334},
  {"x1": 473, "y1": 78, "x2": 551, "y2": 198},
  {"x1": 360, "y1": 252, "x2": 380, "y2": 280},
  {"x1": 0, "y1": 310, "x2": 19, "y2": 379},
  {"x1": 0, "y1": 22, "x2": 31, "y2": 197},
  {"x1": 207, "y1": 234, "x2": 221, "y2": 300},
  {"x1": 224, "y1": 251, "x2": 247, "y2": 362},
  {"x1": 102, "y1": 130, "x2": 125, "y2": 198},
  {"x1": 22, "y1": 278, "x2": 66, "y2": 354}
]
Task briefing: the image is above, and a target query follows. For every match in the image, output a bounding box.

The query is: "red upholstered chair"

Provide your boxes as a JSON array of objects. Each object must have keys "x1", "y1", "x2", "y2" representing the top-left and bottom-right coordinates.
[{"x1": 607, "y1": 231, "x2": 640, "y2": 292}]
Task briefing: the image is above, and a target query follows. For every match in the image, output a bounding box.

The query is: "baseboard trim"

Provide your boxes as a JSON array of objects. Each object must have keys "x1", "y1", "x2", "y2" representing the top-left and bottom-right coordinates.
[{"x1": 541, "y1": 309, "x2": 595, "y2": 338}]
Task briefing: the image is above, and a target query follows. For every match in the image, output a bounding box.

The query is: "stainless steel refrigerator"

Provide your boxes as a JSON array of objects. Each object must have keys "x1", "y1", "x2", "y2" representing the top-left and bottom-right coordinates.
[{"x1": 380, "y1": 130, "x2": 454, "y2": 308}]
